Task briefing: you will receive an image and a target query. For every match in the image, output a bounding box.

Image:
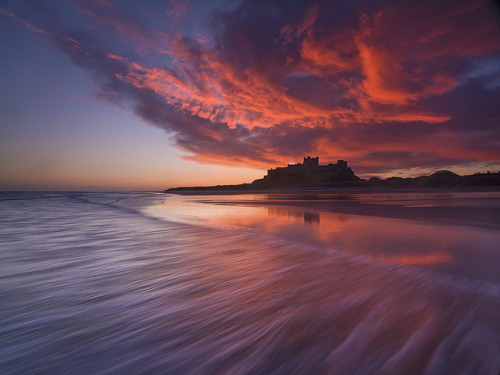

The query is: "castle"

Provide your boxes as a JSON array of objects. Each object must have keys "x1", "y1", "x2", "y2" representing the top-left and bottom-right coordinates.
[
  {"x1": 251, "y1": 156, "x2": 359, "y2": 187},
  {"x1": 166, "y1": 156, "x2": 500, "y2": 191}
]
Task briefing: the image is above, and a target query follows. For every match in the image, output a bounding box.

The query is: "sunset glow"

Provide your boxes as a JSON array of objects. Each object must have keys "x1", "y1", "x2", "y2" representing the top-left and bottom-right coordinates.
[{"x1": 1, "y1": 0, "x2": 500, "y2": 189}]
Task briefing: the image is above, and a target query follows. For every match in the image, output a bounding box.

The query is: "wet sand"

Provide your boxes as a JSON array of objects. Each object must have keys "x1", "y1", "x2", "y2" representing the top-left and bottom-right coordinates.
[
  {"x1": 169, "y1": 189, "x2": 500, "y2": 230},
  {"x1": 151, "y1": 191, "x2": 500, "y2": 284},
  {"x1": 3, "y1": 192, "x2": 499, "y2": 374}
]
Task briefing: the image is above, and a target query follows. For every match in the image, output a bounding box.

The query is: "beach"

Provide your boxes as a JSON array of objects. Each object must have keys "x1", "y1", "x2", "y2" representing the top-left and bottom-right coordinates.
[{"x1": 1, "y1": 191, "x2": 500, "y2": 374}]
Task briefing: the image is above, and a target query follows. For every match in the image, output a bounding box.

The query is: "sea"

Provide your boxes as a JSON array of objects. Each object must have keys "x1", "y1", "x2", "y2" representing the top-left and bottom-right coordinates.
[{"x1": 1, "y1": 191, "x2": 500, "y2": 374}]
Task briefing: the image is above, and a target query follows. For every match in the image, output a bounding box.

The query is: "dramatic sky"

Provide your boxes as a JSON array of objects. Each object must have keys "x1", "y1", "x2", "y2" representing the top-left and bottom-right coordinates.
[{"x1": 1, "y1": 0, "x2": 500, "y2": 190}]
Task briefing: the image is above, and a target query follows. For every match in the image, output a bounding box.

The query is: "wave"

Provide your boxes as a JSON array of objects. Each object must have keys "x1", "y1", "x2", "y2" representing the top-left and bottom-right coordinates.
[{"x1": 1, "y1": 192, "x2": 499, "y2": 374}]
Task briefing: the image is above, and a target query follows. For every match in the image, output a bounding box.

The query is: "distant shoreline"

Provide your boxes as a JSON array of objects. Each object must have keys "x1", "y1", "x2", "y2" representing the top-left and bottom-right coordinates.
[
  {"x1": 166, "y1": 168, "x2": 500, "y2": 193},
  {"x1": 165, "y1": 186, "x2": 500, "y2": 196}
]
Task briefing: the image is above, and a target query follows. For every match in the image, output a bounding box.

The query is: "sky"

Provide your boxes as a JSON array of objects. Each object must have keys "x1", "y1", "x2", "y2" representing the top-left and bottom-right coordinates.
[{"x1": 1, "y1": 0, "x2": 500, "y2": 191}]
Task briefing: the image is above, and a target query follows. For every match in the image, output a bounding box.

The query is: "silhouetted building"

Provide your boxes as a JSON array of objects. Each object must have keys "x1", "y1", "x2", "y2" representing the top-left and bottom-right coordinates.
[
  {"x1": 252, "y1": 156, "x2": 359, "y2": 187},
  {"x1": 166, "y1": 161, "x2": 500, "y2": 192}
]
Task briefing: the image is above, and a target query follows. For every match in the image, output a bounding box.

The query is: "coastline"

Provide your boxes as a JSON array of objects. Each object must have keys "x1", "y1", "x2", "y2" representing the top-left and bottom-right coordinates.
[
  {"x1": 165, "y1": 185, "x2": 500, "y2": 195},
  {"x1": 163, "y1": 188, "x2": 500, "y2": 230}
]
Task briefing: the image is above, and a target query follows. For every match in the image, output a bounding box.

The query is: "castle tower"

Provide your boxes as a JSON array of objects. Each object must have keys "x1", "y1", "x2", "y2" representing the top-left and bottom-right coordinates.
[
  {"x1": 337, "y1": 160, "x2": 348, "y2": 168},
  {"x1": 303, "y1": 156, "x2": 319, "y2": 168}
]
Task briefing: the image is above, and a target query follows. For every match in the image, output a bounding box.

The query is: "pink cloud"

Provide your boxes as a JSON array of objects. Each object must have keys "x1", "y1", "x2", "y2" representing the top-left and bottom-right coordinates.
[
  {"x1": 4, "y1": 0, "x2": 500, "y2": 176},
  {"x1": 166, "y1": 0, "x2": 190, "y2": 21},
  {"x1": 0, "y1": 8, "x2": 49, "y2": 34}
]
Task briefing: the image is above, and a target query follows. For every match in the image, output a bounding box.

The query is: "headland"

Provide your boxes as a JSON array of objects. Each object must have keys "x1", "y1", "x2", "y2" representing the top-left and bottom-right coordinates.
[{"x1": 166, "y1": 156, "x2": 500, "y2": 193}]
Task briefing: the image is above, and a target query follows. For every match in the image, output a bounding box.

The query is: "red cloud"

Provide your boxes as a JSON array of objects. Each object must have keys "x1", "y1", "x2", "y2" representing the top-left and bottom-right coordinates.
[{"x1": 4, "y1": 0, "x2": 500, "y2": 176}]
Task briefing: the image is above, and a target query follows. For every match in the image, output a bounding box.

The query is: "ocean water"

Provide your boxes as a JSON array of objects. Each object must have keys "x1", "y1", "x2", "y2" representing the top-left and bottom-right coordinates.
[{"x1": 1, "y1": 191, "x2": 500, "y2": 374}]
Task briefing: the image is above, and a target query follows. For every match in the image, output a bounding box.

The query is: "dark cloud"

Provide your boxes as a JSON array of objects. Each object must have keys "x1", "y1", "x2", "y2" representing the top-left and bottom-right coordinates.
[{"x1": 3, "y1": 0, "x2": 500, "y2": 176}]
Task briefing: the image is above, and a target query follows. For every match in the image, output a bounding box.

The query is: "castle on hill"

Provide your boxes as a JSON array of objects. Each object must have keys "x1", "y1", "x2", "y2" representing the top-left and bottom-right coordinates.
[
  {"x1": 166, "y1": 156, "x2": 500, "y2": 191},
  {"x1": 251, "y1": 156, "x2": 359, "y2": 187}
]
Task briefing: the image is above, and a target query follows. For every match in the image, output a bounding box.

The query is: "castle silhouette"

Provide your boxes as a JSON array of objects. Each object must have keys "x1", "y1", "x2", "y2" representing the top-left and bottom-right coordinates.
[
  {"x1": 166, "y1": 156, "x2": 500, "y2": 191},
  {"x1": 251, "y1": 156, "x2": 359, "y2": 187}
]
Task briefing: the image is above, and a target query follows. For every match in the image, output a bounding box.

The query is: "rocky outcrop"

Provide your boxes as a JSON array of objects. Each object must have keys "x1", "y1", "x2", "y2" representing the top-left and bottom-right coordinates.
[{"x1": 428, "y1": 170, "x2": 462, "y2": 187}]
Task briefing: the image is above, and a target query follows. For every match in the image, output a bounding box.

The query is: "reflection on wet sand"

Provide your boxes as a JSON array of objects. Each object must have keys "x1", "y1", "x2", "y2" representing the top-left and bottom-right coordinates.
[
  {"x1": 145, "y1": 194, "x2": 500, "y2": 283},
  {"x1": 247, "y1": 207, "x2": 453, "y2": 266},
  {"x1": 267, "y1": 207, "x2": 320, "y2": 224}
]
